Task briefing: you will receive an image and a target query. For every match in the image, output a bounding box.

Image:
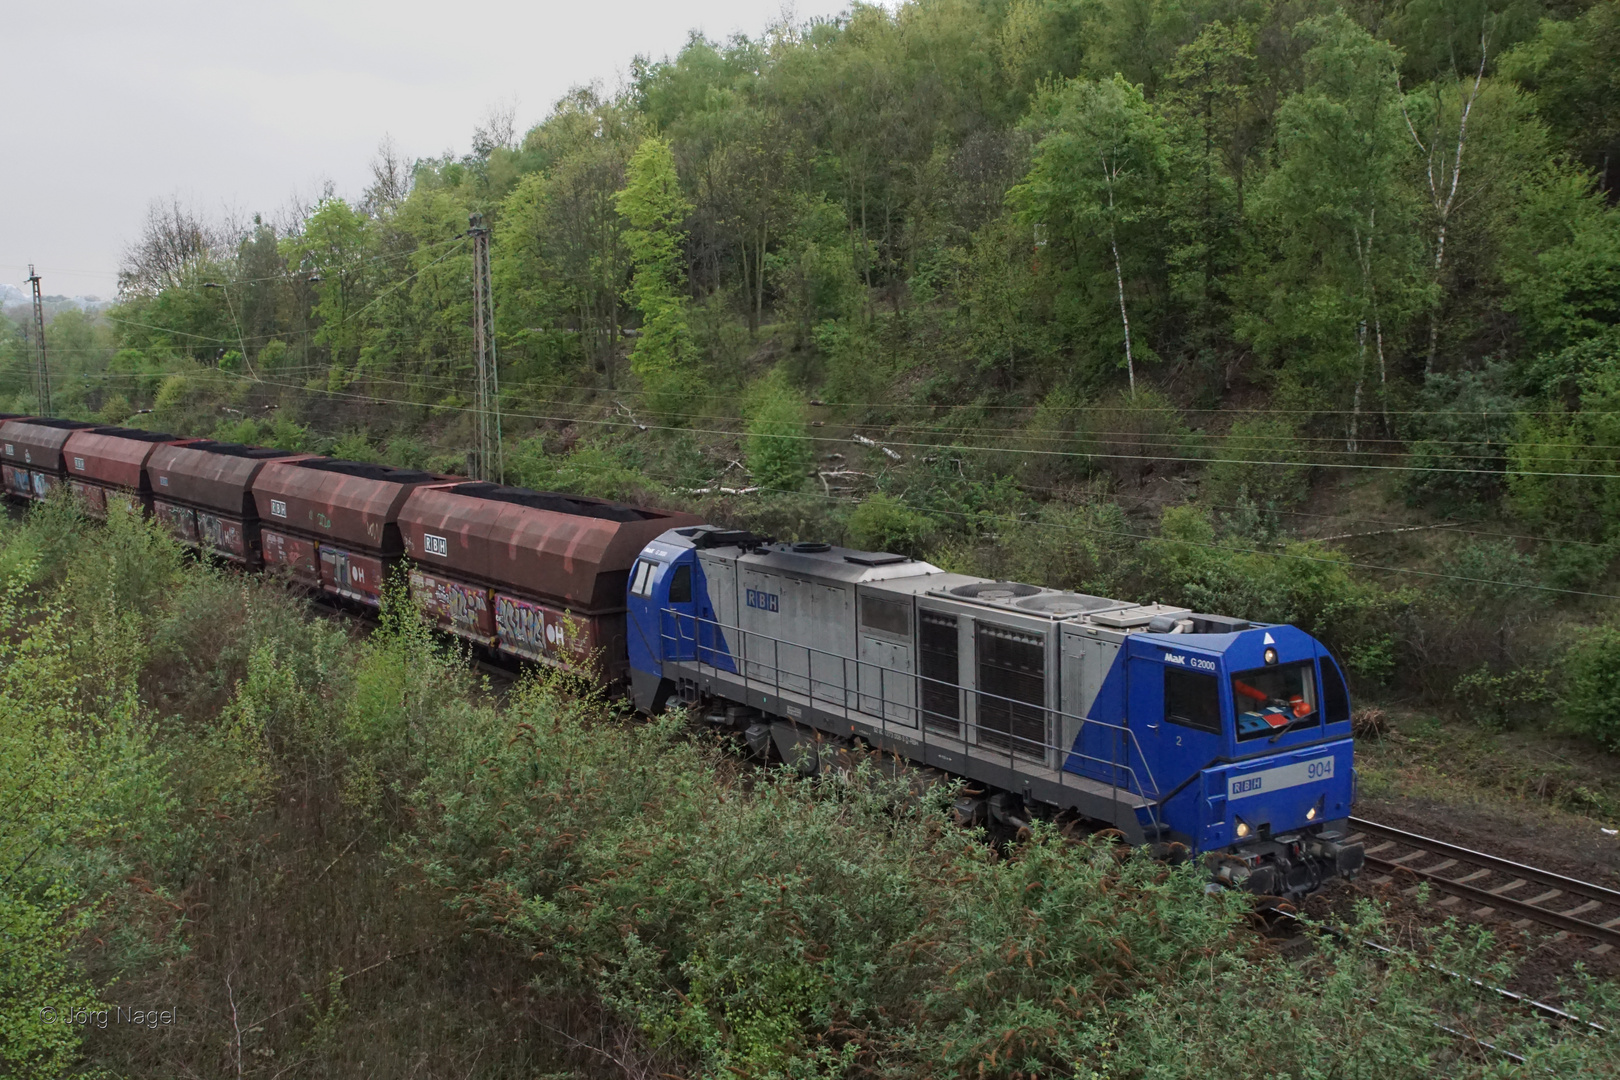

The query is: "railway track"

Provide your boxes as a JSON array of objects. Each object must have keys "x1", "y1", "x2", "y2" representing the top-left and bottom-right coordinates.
[{"x1": 1348, "y1": 816, "x2": 1620, "y2": 952}]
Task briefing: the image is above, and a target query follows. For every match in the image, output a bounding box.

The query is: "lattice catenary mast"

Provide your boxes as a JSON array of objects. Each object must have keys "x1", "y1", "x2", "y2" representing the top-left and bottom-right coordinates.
[
  {"x1": 25, "y1": 264, "x2": 49, "y2": 414},
  {"x1": 468, "y1": 214, "x2": 503, "y2": 484}
]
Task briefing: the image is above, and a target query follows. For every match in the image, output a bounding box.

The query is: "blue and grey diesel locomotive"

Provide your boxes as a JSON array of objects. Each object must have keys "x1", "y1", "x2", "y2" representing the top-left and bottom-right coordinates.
[{"x1": 625, "y1": 526, "x2": 1365, "y2": 897}]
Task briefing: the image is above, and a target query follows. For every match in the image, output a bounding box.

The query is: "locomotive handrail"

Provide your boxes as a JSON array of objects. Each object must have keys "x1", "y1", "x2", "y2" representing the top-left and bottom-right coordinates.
[{"x1": 655, "y1": 608, "x2": 1164, "y2": 820}]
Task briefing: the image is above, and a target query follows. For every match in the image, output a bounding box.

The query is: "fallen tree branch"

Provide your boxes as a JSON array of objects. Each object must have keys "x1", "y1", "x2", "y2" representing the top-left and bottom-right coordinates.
[
  {"x1": 853, "y1": 434, "x2": 902, "y2": 461},
  {"x1": 1316, "y1": 522, "x2": 1463, "y2": 543}
]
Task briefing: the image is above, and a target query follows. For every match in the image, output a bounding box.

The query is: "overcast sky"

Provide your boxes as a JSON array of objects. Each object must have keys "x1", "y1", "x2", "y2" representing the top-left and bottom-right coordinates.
[{"x1": 1, "y1": 0, "x2": 855, "y2": 300}]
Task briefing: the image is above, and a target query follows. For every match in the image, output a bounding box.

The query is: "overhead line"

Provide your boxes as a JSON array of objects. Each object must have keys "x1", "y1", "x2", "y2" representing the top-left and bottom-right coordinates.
[
  {"x1": 40, "y1": 367, "x2": 1620, "y2": 480},
  {"x1": 110, "y1": 370, "x2": 1620, "y2": 598}
]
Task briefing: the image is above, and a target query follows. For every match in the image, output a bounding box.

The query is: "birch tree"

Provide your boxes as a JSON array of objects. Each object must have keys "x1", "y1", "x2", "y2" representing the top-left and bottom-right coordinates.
[
  {"x1": 1013, "y1": 74, "x2": 1167, "y2": 393},
  {"x1": 1250, "y1": 14, "x2": 1424, "y2": 450}
]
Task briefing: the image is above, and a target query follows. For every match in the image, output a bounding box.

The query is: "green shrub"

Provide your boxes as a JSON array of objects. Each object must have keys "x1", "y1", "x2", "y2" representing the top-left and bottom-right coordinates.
[
  {"x1": 1074, "y1": 386, "x2": 1197, "y2": 486},
  {"x1": 328, "y1": 431, "x2": 379, "y2": 463},
  {"x1": 745, "y1": 367, "x2": 811, "y2": 492},
  {"x1": 1563, "y1": 624, "x2": 1620, "y2": 751},
  {"x1": 1452, "y1": 665, "x2": 1555, "y2": 729},
  {"x1": 1139, "y1": 506, "x2": 1395, "y2": 678},
  {"x1": 848, "y1": 492, "x2": 936, "y2": 554},
  {"x1": 211, "y1": 416, "x2": 262, "y2": 443},
  {"x1": 1400, "y1": 365, "x2": 1516, "y2": 512},
  {"x1": 997, "y1": 495, "x2": 1133, "y2": 594},
  {"x1": 1203, "y1": 415, "x2": 1310, "y2": 510},
  {"x1": 509, "y1": 438, "x2": 652, "y2": 502}
]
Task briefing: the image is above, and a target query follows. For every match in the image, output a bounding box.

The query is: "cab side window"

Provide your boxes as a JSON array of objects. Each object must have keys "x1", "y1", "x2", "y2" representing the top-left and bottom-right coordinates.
[
  {"x1": 630, "y1": 559, "x2": 656, "y2": 598},
  {"x1": 1164, "y1": 668, "x2": 1221, "y2": 734},
  {"x1": 668, "y1": 564, "x2": 692, "y2": 603},
  {"x1": 1320, "y1": 656, "x2": 1351, "y2": 725}
]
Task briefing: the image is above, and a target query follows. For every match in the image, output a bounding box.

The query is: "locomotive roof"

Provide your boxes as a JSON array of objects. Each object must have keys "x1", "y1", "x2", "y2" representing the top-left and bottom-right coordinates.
[
  {"x1": 658, "y1": 526, "x2": 942, "y2": 584},
  {"x1": 735, "y1": 543, "x2": 942, "y2": 583}
]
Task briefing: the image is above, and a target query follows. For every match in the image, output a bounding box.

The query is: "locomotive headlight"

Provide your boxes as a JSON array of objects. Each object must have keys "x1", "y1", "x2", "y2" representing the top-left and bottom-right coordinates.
[
  {"x1": 1306, "y1": 806, "x2": 1317, "y2": 821},
  {"x1": 1236, "y1": 818, "x2": 1250, "y2": 838},
  {"x1": 1263, "y1": 647, "x2": 1279, "y2": 665}
]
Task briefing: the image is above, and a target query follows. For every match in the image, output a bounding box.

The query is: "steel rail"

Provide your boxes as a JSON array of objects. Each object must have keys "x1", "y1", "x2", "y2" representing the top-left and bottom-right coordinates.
[
  {"x1": 1349, "y1": 817, "x2": 1620, "y2": 948},
  {"x1": 1275, "y1": 909, "x2": 1610, "y2": 1040}
]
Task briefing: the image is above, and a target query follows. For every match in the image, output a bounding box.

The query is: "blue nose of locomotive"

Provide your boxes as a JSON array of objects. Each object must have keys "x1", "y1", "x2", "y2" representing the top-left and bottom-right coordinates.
[{"x1": 1119, "y1": 623, "x2": 1362, "y2": 893}]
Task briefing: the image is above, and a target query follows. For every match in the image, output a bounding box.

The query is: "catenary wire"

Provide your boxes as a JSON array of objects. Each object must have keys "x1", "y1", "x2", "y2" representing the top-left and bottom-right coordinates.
[{"x1": 78, "y1": 369, "x2": 1617, "y2": 602}]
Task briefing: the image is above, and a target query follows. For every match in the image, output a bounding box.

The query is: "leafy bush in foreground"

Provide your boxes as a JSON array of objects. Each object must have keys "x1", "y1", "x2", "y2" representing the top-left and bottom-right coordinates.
[
  {"x1": 5, "y1": 505, "x2": 1619, "y2": 1077},
  {"x1": 405, "y1": 664, "x2": 1619, "y2": 1077}
]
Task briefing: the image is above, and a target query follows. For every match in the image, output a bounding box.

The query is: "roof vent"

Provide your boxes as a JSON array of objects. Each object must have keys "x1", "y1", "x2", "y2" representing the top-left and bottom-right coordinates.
[
  {"x1": 844, "y1": 552, "x2": 908, "y2": 566},
  {"x1": 1015, "y1": 592, "x2": 1121, "y2": 616},
  {"x1": 1188, "y1": 613, "x2": 1251, "y2": 634},
  {"x1": 791, "y1": 541, "x2": 832, "y2": 553},
  {"x1": 950, "y1": 581, "x2": 1041, "y2": 601},
  {"x1": 690, "y1": 528, "x2": 772, "y2": 550}
]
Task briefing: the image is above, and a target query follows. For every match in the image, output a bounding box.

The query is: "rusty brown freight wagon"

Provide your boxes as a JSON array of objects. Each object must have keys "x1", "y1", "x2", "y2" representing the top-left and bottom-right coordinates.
[
  {"x1": 252, "y1": 458, "x2": 453, "y2": 605},
  {"x1": 61, "y1": 427, "x2": 198, "y2": 518},
  {"x1": 396, "y1": 481, "x2": 701, "y2": 679},
  {"x1": 147, "y1": 441, "x2": 315, "y2": 565},
  {"x1": 1, "y1": 417, "x2": 98, "y2": 501},
  {"x1": 0, "y1": 415, "x2": 30, "y2": 500}
]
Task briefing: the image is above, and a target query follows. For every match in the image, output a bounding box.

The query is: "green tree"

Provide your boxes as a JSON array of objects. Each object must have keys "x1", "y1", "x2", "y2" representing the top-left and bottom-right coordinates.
[
  {"x1": 617, "y1": 136, "x2": 699, "y2": 417},
  {"x1": 280, "y1": 197, "x2": 372, "y2": 384},
  {"x1": 499, "y1": 88, "x2": 640, "y2": 388},
  {"x1": 1013, "y1": 74, "x2": 1169, "y2": 392},
  {"x1": 1161, "y1": 20, "x2": 1268, "y2": 359},
  {"x1": 1502, "y1": 0, "x2": 1620, "y2": 195},
  {"x1": 1499, "y1": 168, "x2": 1620, "y2": 354},
  {"x1": 1245, "y1": 13, "x2": 1425, "y2": 449}
]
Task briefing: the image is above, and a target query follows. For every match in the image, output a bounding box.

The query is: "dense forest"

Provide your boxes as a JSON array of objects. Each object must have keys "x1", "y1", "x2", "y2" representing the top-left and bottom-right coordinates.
[
  {"x1": 8, "y1": 2, "x2": 1620, "y2": 1074},
  {"x1": 5, "y1": 0, "x2": 1620, "y2": 725}
]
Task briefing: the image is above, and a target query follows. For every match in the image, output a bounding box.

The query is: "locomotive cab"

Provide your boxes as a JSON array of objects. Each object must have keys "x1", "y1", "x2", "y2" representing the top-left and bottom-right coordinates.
[{"x1": 1116, "y1": 626, "x2": 1363, "y2": 894}]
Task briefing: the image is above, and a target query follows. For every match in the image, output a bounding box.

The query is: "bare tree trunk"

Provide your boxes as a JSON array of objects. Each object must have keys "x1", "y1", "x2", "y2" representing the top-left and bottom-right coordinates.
[
  {"x1": 1400, "y1": 34, "x2": 1488, "y2": 377},
  {"x1": 1350, "y1": 321, "x2": 1367, "y2": 454},
  {"x1": 755, "y1": 224, "x2": 767, "y2": 335},
  {"x1": 607, "y1": 295, "x2": 618, "y2": 391},
  {"x1": 1102, "y1": 154, "x2": 1136, "y2": 396},
  {"x1": 1112, "y1": 230, "x2": 1135, "y2": 396},
  {"x1": 1353, "y1": 213, "x2": 1388, "y2": 433},
  {"x1": 1374, "y1": 308, "x2": 1389, "y2": 433},
  {"x1": 740, "y1": 240, "x2": 758, "y2": 337}
]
